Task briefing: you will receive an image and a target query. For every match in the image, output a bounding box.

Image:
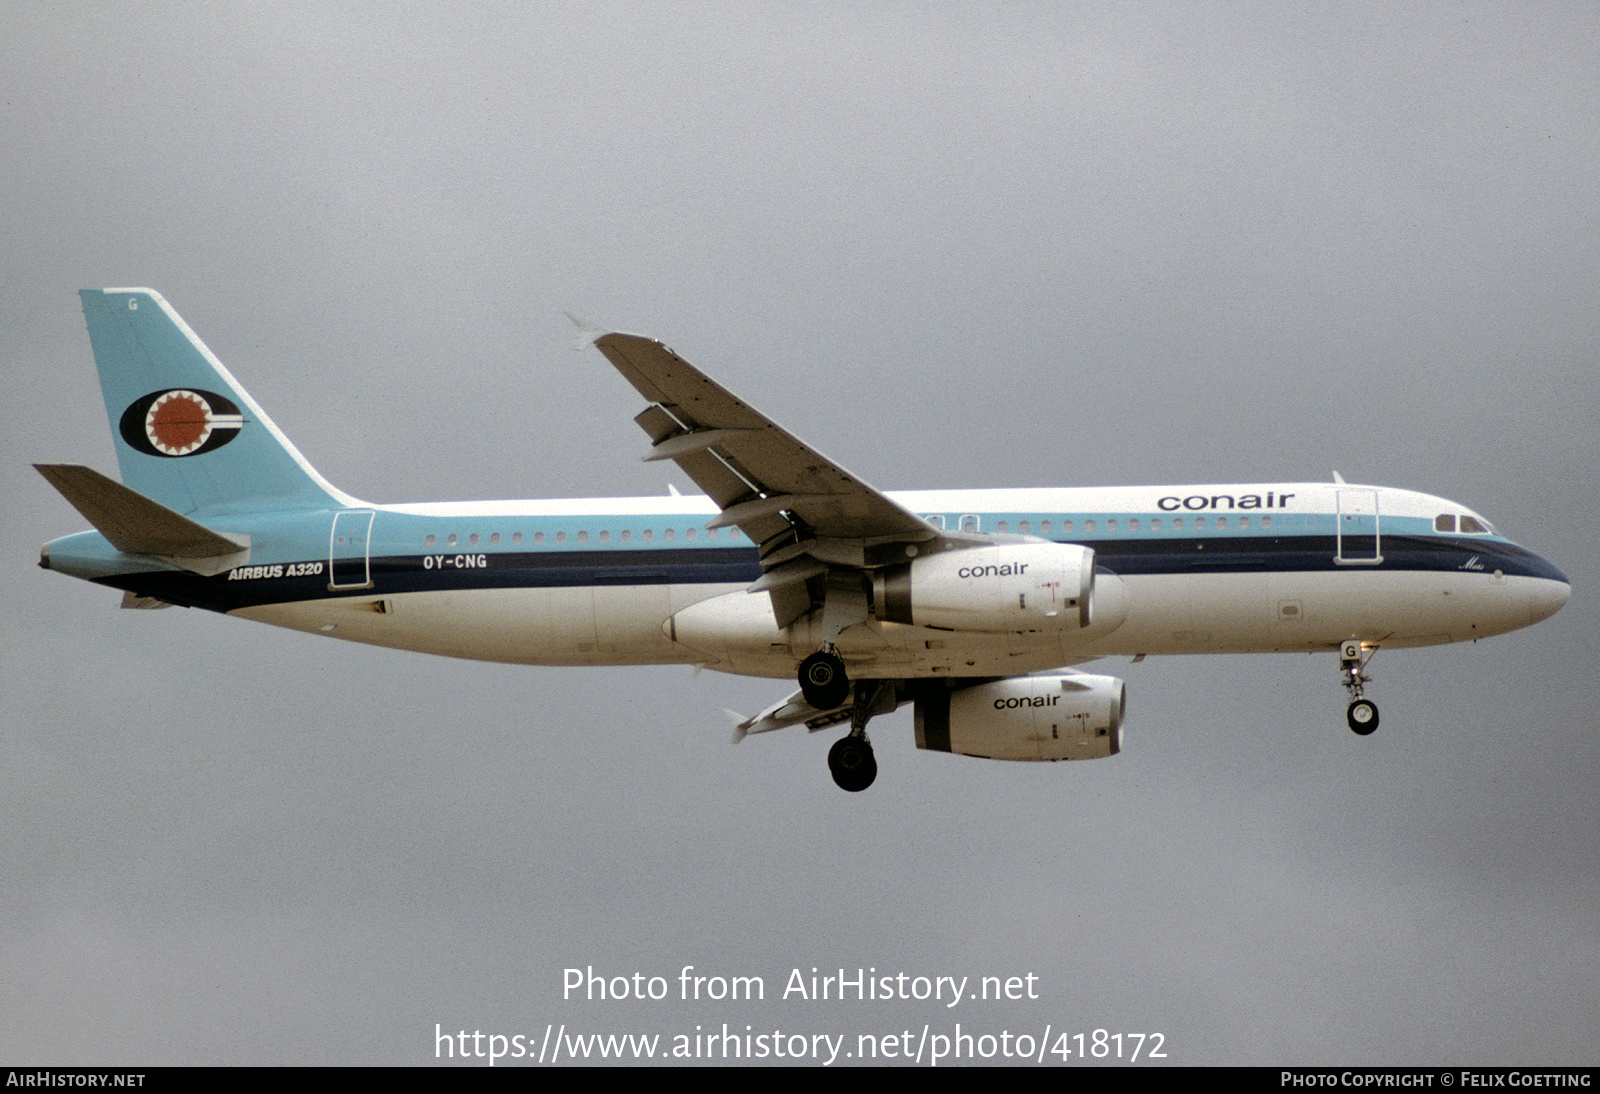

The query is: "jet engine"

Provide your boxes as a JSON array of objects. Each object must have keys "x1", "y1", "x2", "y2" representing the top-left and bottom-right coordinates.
[
  {"x1": 873, "y1": 543, "x2": 1095, "y2": 632},
  {"x1": 914, "y1": 674, "x2": 1125, "y2": 761}
]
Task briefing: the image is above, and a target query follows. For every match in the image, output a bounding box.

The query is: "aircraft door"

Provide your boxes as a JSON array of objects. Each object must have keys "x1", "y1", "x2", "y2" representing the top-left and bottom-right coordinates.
[
  {"x1": 329, "y1": 509, "x2": 376, "y2": 590},
  {"x1": 1334, "y1": 489, "x2": 1383, "y2": 566}
]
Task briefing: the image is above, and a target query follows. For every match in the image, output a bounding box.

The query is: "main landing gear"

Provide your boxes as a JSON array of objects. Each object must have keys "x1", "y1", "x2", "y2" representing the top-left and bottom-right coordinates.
[
  {"x1": 799, "y1": 647, "x2": 850, "y2": 710},
  {"x1": 803, "y1": 575, "x2": 880, "y2": 789},
  {"x1": 828, "y1": 734, "x2": 876, "y2": 793},
  {"x1": 823, "y1": 678, "x2": 896, "y2": 793},
  {"x1": 797, "y1": 645, "x2": 873, "y2": 790},
  {"x1": 1339, "y1": 639, "x2": 1380, "y2": 735}
]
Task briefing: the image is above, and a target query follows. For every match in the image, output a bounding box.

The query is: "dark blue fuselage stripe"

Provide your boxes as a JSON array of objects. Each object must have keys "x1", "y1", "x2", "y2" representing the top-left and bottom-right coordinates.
[{"x1": 101, "y1": 535, "x2": 1566, "y2": 613}]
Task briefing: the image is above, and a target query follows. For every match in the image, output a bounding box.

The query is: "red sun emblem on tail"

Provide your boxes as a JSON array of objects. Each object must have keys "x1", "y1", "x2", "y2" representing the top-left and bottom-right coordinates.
[
  {"x1": 119, "y1": 388, "x2": 244, "y2": 457},
  {"x1": 146, "y1": 390, "x2": 214, "y2": 455}
]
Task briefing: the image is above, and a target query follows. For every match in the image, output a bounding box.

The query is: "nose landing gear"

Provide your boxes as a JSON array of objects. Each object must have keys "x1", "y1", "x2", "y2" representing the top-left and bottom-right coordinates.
[
  {"x1": 1340, "y1": 640, "x2": 1380, "y2": 735},
  {"x1": 1347, "y1": 697, "x2": 1379, "y2": 733}
]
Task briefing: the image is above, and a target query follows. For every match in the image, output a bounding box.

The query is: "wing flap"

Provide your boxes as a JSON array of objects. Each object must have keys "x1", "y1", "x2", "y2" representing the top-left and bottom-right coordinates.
[{"x1": 734, "y1": 687, "x2": 852, "y2": 738}]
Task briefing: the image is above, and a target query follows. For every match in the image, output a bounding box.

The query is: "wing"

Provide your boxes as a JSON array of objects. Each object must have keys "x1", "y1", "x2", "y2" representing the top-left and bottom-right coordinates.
[{"x1": 587, "y1": 330, "x2": 944, "y2": 627}]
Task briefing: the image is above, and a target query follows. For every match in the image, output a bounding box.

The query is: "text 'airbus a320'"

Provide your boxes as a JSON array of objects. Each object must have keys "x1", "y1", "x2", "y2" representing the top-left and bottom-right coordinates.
[{"x1": 38, "y1": 290, "x2": 1570, "y2": 790}]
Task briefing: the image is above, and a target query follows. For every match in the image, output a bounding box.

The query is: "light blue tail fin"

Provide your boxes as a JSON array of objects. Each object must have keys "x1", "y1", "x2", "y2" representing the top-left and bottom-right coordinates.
[{"x1": 80, "y1": 288, "x2": 357, "y2": 514}]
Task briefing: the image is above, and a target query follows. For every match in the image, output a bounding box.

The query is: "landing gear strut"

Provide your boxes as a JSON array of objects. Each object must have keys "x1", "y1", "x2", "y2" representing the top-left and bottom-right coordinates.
[
  {"x1": 802, "y1": 571, "x2": 869, "y2": 712},
  {"x1": 825, "y1": 679, "x2": 895, "y2": 792},
  {"x1": 801, "y1": 573, "x2": 886, "y2": 790},
  {"x1": 1339, "y1": 639, "x2": 1380, "y2": 735}
]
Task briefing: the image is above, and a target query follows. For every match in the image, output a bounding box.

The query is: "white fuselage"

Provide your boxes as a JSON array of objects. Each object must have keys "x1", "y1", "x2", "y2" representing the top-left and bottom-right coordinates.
[{"x1": 225, "y1": 482, "x2": 1570, "y2": 681}]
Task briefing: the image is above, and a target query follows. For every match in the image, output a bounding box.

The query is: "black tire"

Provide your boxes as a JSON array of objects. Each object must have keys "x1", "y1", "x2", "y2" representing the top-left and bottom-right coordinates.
[
  {"x1": 1347, "y1": 698, "x2": 1380, "y2": 735},
  {"x1": 828, "y1": 736, "x2": 877, "y2": 792},
  {"x1": 799, "y1": 650, "x2": 850, "y2": 710}
]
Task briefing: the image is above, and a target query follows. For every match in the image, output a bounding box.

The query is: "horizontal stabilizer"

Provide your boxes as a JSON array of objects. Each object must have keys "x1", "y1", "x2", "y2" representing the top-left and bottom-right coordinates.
[
  {"x1": 36, "y1": 464, "x2": 249, "y2": 576},
  {"x1": 121, "y1": 591, "x2": 173, "y2": 609}
]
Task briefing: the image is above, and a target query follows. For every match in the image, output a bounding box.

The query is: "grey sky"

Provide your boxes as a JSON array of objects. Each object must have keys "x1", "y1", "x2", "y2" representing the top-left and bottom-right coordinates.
[{"x1": 3, "y1": 3, "x2": 1596, "y2": 1065}]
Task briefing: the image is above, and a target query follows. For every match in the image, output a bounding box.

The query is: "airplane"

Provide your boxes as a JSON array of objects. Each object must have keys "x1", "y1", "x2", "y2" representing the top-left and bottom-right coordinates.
[{"x1": 37, "y1": 288, "x2": 1571, "y2": 792}]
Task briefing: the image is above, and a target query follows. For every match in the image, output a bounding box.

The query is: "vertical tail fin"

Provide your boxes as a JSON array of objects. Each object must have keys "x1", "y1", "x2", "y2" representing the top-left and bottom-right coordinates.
[{"x1": 79, "y1": 288, "x2": 358, "y2": 514}]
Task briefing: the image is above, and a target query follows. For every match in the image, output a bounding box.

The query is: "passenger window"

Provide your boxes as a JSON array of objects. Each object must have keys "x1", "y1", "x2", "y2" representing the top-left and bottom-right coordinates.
[
  {"x1": 961, "y1": 516, "x2": 978, "y2": 533},
  {"x1": 1040, "y1": 520, "x2": 1051, "y2": 534},
  {"x1": 555, "y1": 531, "x2": 566, "y2": 545},
  {"x1": 641, "y1": 529, "x2": 652, "y2": 542},
  {"x1": 1084, "y1": 520, "x2": 1096, "y2": 533},
  {"x1": 490, "y1": 532, "x2": 501, "y2": 546},
  {"x1": 686, "y1": 527, "x2": 697, "y2": 540},
  {"x1": 664, "y1": 528, "x2": 675, "y2": 541},
  {"x1": 1129, "y1": 518, "x2": 1140, "y2": 531},
  {"x1": 1435, "y1": 514, "x2": 1456, "y2": 533},
  {"x1": 997, "y1": 521, "x2": 1009, "y2": 533},
  {"x1": 1107, "y1": 519, "x2": 1118, "y2": 532},
  {"x1": 512, "y1": 532, "x2": 523, "y2": 546},
  {"x1": 1019, "y1": 521, "x2": 1030, "y2": 534},
  {"x1": 598, "y1": 531, "x2": 610, "y2": 543},
  {"x1": 447, "y1": 533, "x2": 458, "y2": 547},
  {"x1": 425, "y1": 534, "x2": 436, "y2": 548},
  {"x1": 1151, "y1": 518, "x2": 1161, "y2": 531}
]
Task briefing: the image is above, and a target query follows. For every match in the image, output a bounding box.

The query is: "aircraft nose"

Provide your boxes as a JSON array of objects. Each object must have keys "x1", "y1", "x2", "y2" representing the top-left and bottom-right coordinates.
[{"x1": 1527, "y1": 576, "x2": 1571, "y2": 626}]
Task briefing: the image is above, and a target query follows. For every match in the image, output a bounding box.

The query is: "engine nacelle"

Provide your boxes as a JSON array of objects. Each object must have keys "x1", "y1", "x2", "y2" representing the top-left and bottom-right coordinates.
[
  {"x1": 874, "y1": 543, "x2": 1095, "y2": 632},
  {"x1": 914, "y1": 674, "x2": 1125, "y2": 761}
]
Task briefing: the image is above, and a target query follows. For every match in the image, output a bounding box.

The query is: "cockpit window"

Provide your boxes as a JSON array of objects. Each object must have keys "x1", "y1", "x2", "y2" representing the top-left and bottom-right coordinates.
[
  {"x1": 1435, "y1": 514, "x2": 1456, "y2": 533},
  {"x1": 1459, "y1": 515, "x2": 1488, "y2": 534}
]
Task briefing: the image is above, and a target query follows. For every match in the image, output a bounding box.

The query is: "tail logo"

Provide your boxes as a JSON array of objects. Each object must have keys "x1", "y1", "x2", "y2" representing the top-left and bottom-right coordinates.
[{"x1": 119, "y1": 389, "x2": 245, "y2": 457}]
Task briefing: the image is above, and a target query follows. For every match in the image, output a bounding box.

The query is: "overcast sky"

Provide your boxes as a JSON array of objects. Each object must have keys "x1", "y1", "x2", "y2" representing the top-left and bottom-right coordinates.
[{"x1": 3, "y1": 2, "x2": 1596, "y2": 1066}]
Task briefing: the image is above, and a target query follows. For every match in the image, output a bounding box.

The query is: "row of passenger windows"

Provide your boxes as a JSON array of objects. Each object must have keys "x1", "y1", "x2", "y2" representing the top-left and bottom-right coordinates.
[
  {"x1": 421, "y1": 512, "x2": 1488, "y2": 549},
  {"x1": 420, "y1": 514, "x2": 1277, "y2": 549},
  {"x1": 982, "y1": 515, "x2": 1272, "y2": 533},
  {"x1": 423, "y1": 526, "x2": 746, "y2": 549}
]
